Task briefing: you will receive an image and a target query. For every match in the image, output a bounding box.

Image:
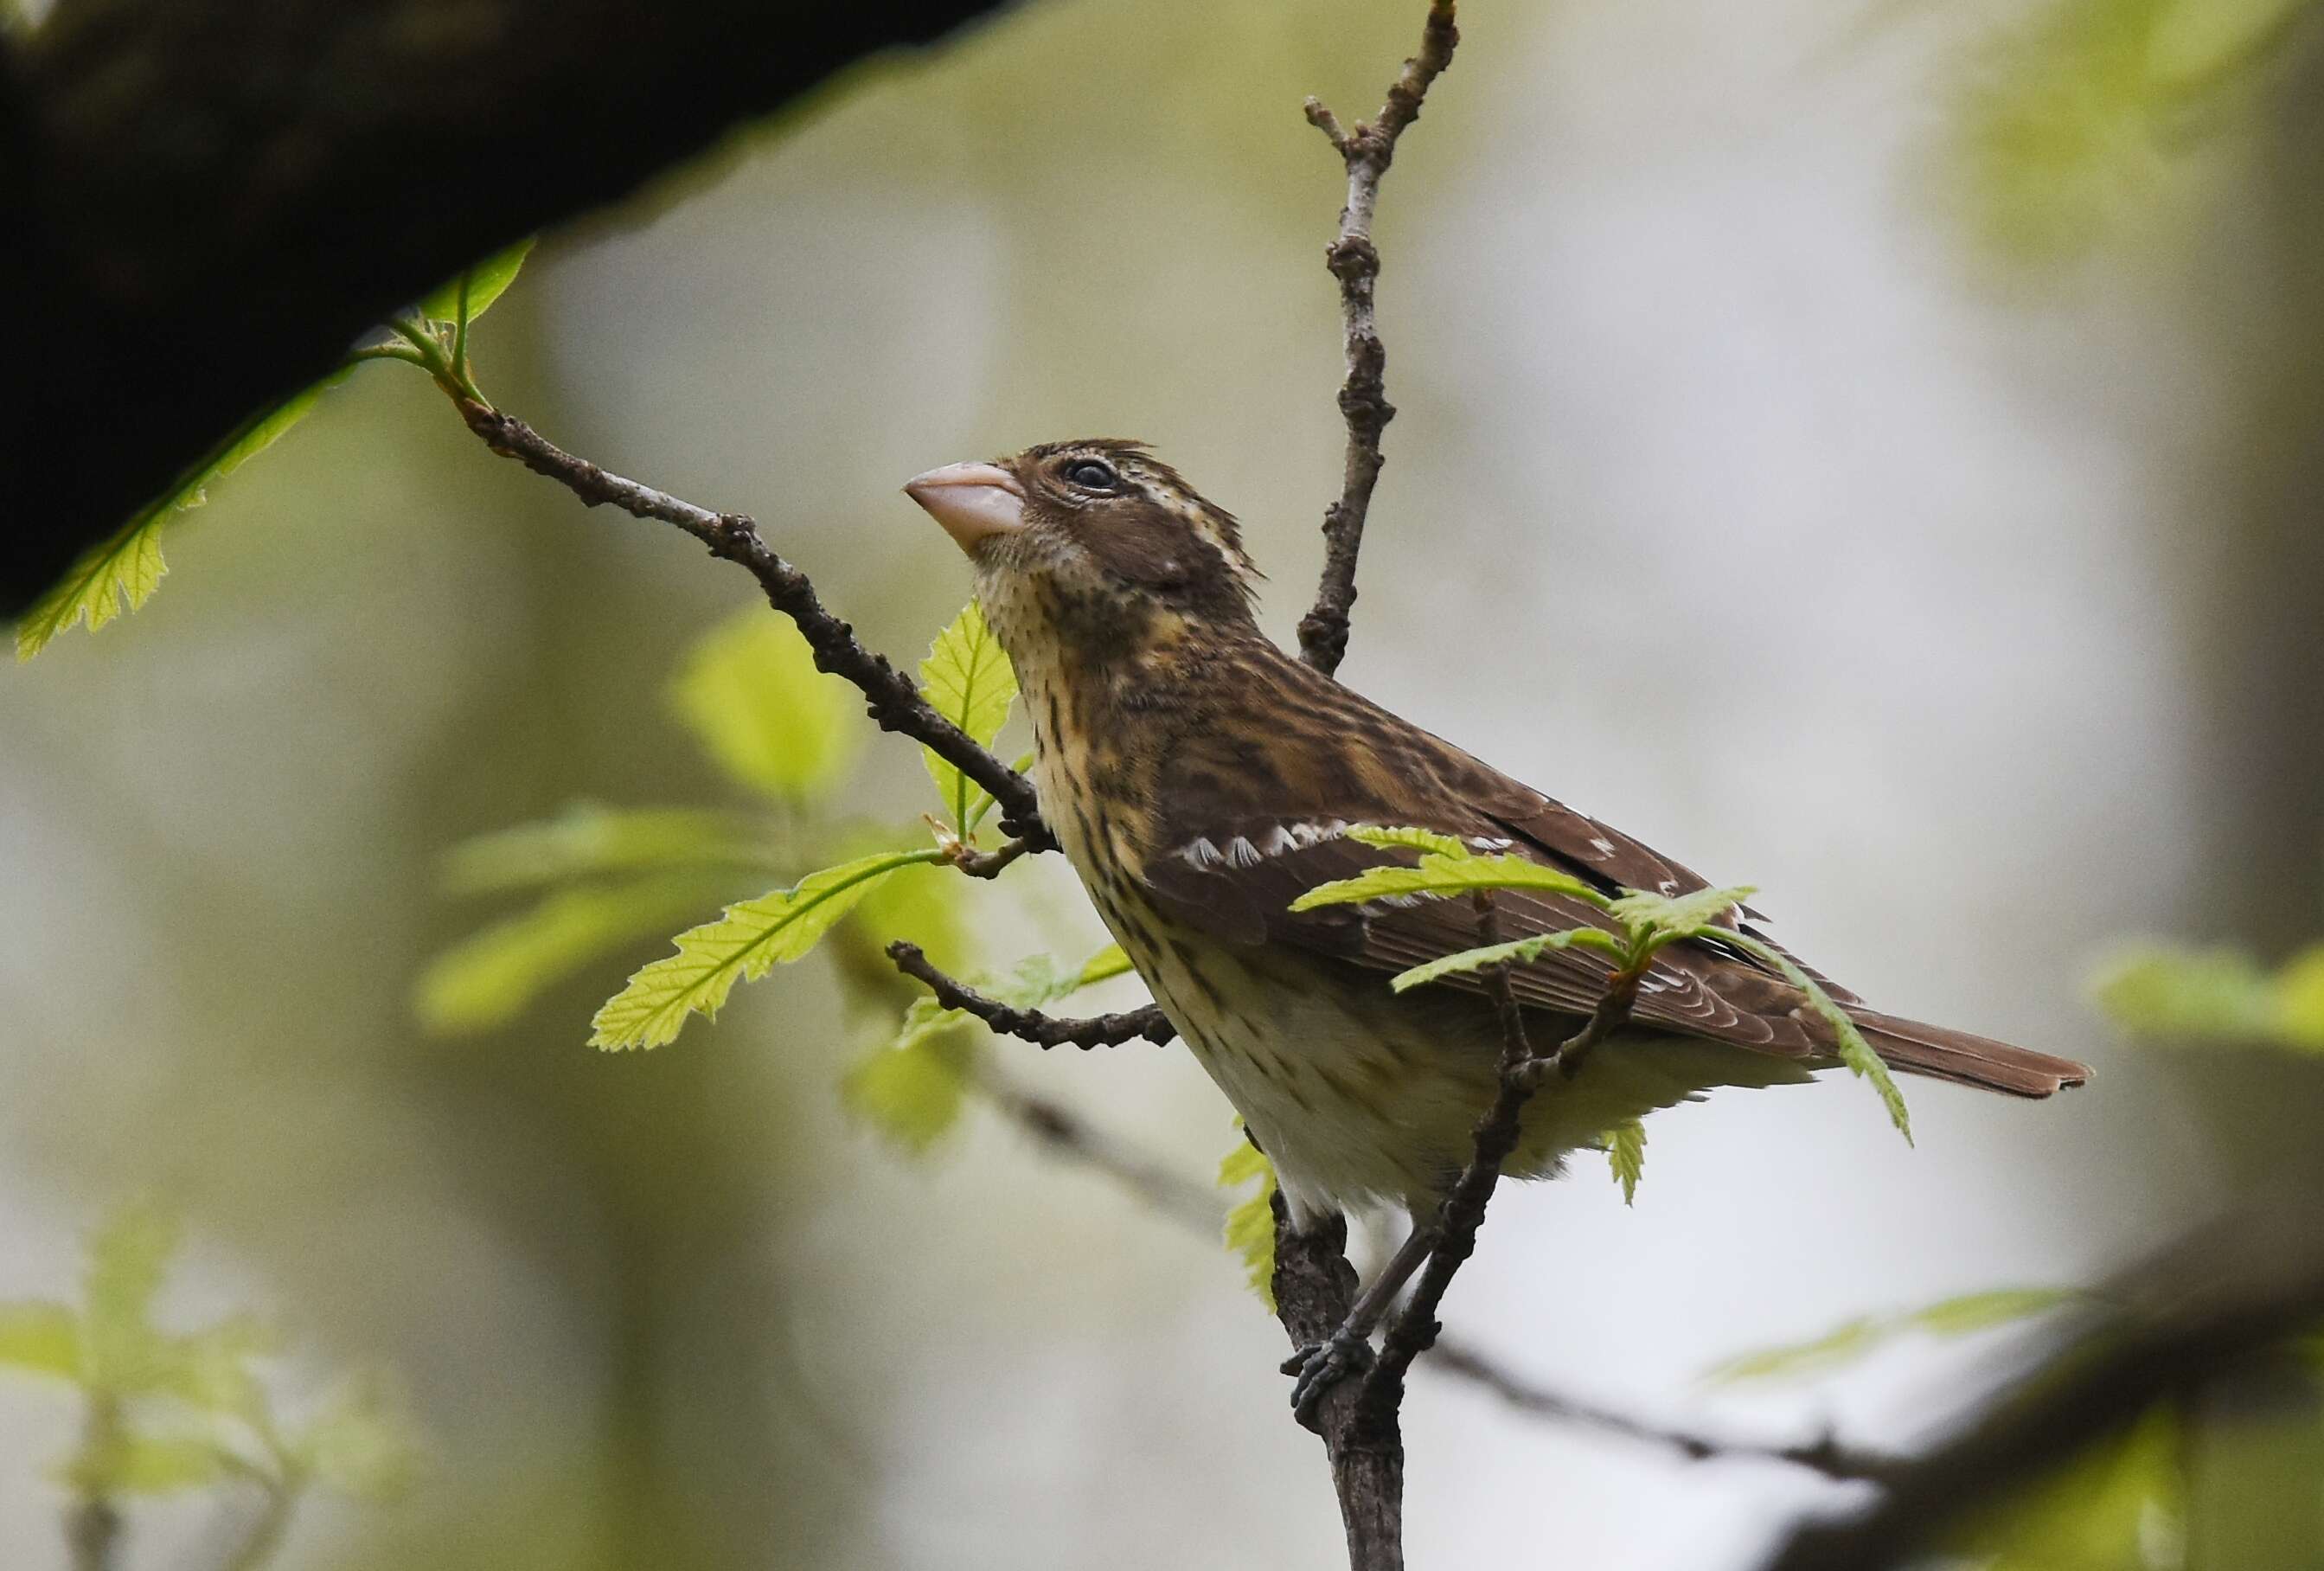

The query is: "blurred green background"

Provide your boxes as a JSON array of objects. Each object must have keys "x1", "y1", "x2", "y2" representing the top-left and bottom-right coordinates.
[{"x1": 4, "y1": 0, "x2": 2322, "y2": 1566}]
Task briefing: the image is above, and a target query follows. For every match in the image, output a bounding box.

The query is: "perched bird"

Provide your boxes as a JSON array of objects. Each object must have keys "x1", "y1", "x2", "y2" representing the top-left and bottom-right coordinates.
[{"x1": 904, "y1": 439, "x2": 2088, "y2": 1401}]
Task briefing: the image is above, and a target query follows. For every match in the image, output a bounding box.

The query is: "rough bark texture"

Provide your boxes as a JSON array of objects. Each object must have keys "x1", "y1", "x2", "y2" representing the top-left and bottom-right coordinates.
[{"x1": 3, "y1": 0, "x2": 1013, "y2": 613}]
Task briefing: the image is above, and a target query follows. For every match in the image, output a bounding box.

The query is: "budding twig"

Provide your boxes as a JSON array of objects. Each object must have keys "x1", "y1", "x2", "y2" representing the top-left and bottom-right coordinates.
[
  {"x1": 451, "y1": 400, "x2": 1052, "y2": 850},
  {"x1": 886, "y1": 941, "x2": 1177, "y2": 1049},
  {"x1": 1296, "y1": 0, "x2": 1459, "y2": 677}
]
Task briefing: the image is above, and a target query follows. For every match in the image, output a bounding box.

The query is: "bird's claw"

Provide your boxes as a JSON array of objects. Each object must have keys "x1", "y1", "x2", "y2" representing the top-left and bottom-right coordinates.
[{"x1": 1281, "y1": 1328, "x2": 1375, "y2": 1426}]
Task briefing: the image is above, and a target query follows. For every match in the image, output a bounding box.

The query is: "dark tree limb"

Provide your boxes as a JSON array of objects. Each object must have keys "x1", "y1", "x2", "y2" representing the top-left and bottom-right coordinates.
[
  {"x1": 1295, "y1": 0, "x2": 1459, "y2": 676},
  {"x1": 886, "y1": 940, "x2": 1175, "y2": 1048},
  {"x1": 450, "y1": 401, "x2": 1051, "y2": 847},
  {"x1": 1272, "y1": 1202, "x2": 1406, "y2": 1571},
  {"x1": 1759, "y1": 1202, "x2": 2324, "y2": 1571},
  {"x1": 6, "y1": 0, "x2": 1014, "y2": 614}
]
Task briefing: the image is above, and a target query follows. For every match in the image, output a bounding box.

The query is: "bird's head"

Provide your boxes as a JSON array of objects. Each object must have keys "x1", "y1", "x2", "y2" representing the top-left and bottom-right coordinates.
[{"x1": 905, "y1": 439, "x2": 1261, "y2": 668}]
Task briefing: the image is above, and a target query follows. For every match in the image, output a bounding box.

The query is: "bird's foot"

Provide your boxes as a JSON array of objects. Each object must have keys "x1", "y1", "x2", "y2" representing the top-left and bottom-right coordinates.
[{"x1": 1281, "y1": 1326, "x2": 1376, "y2": 1427}]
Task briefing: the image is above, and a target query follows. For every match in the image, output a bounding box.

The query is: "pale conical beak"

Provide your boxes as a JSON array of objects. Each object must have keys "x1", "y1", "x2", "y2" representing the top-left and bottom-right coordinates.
[{"x1": 904, "y1": 462, "x2": 1028, "y2": 555}]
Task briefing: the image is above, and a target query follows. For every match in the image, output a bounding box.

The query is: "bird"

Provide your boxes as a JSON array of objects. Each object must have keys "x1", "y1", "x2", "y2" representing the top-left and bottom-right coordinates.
[{"x1": 903, "y1": 439, "x2": 2090, "y2": 1407}]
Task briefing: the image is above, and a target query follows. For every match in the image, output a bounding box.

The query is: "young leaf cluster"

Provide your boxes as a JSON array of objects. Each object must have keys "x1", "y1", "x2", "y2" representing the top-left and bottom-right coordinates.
[
  {"x1": 0, "y1": 1205, "x2": 420, "y2": 1566},
  {"x1": 1290, "y1": 825, "x2": 1916, "y2": 1196},
  {"x1": 1218, "y1": 1133, "x2": 1279, "y2": 1311},
  {"x1": 16, "y1": 239, "x2": 535, "y2": 660},
  {"x1": 845, "y1": 945, "x2": 1133, "y2": 1155}
]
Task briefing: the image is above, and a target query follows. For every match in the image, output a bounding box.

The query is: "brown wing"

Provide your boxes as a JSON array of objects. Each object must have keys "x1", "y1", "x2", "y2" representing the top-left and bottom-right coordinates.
[{"x1": 1138, "y1": 648, "x2": 2087, "y2": 1094}]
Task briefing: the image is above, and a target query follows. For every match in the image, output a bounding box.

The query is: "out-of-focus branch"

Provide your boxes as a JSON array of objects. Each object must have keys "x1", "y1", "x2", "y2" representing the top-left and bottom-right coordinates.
[
  {"x1": 7, "y1": 0, "x2": 1012, "y2": 615},
  {"x1": 450, "y1": 401, "x2": 1052, "y2": 848},
  {"x1": 1759, "y1": 1202, "x2": 2324, "y2": 1571},
  {"x1": 886, "y1": 940, "x2": 1176, "y2": 1048},
  {"x1": 1425, "y1": 1343, "x2": 1909, "y2": 1484},
  {"x1": 1295, "y1": 0, "x2": 1459, "y2": 676}
]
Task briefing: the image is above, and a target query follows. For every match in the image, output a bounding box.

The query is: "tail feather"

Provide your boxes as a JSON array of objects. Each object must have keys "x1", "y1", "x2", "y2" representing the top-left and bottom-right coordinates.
[{"x1": 1852, "y1": 1010, "x2": 2090, "y2": 1099}]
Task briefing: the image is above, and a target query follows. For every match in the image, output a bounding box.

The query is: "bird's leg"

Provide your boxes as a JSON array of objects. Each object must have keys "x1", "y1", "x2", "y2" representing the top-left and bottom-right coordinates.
[{"x1": 1282, "y1": 1220, "x2": 1438, "y2": 1419}]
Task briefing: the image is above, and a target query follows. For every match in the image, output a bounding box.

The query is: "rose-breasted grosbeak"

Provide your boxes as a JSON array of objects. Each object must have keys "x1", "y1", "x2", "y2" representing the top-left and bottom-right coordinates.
[{"x1": 906, "y1": 440, "x2": 2088, "y2": 1376}]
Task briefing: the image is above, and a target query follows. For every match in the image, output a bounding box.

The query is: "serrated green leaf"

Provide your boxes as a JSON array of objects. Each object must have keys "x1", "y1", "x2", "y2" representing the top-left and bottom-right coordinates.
[
  {"x1": 415, "y1": 237, "x2": 536, "y2": 325},
  {"x1": 1290, "y1": 850, "x2": 1604, "y2": 913},
  {"x1": 2095, "y1": 941, "x2": 2324, "y2": 1053},
  {"x1": 591, "y1": 850, "x2": 938, "y2": 1049},
  {"x1": 918, "y1": 601, "x2": 1019, "y2": 835},
  {"x1": 1218, "y1": 1134, "x2": 1277, "y2": 1311},
  {"x1": 672, "y1": 612, "x2": 864, "y2": 805},
  {"x1": 1723, "y1": 929, "x2": 1911, "y2": 1145},
  {"x1": 1604, "y1": 1119, "x2": 1646, "y2": 1205},
  {"x1": 1708, "y1": 1286, "x2": 2066, "y2": 1383},
  {"x1": 1608, "y1": 884, "x2": 1757, "y2": 940},
  {"x1": 0, "y1": 1301, "x2": 81, "y2": 1381},
  {"x1": 442, "y1": 804, "x2": 778, "y2": 895},
  {"x1": 1344, "y1": 825, "x2": 1475, "y2": 860},
  {"x1": 16, "y1": 375, "x2": 341, "y2": 658},
  {"x1": 842, "y1": 1029, "x2": 976, "y2": 1155},
  {"x1": 419, "y1": 872, "x2": 739, "y2": 1036},
  {"x1": 1388, "y1": 927, "x2": 1626, "y2": 993},
  {"x1": 299, "y1": 1370, "x2": 424, "y2": 1502}
]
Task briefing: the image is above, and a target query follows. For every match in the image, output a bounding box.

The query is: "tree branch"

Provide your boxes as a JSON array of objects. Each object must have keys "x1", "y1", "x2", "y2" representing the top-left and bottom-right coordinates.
[
  {"x1": 1272, "y1": 1202, "x2": 1405, "y2": 1571},
  {"x1": 1759, "y1": 1202, "x2": 2324, "y2": 1570},
  {"x1": 1425, "y1": 1342, "x2": 1909, "y2": 1484},
  {"x1": 885, "y1": 940, "x2": 1175, "y2": 1048},
  {"x1": 7, "y1": 0, "x2": 1014, "y2": 615},
  {"x1": 451, "y1": 400, "x2": 1051, "y2": 848},
  {"x1": 1294, "y1": 0, "x2": 1459, "y2": 676}
]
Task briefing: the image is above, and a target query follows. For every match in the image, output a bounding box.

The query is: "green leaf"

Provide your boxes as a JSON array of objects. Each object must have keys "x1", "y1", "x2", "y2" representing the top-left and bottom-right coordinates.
[
  {"x1": 1344, "y1": 825, "x2": 1476, "y2": 860},
  {"x1": 1290, "y1": 850, "x2": 1604, "y2": 913},
  {"x1": 1723, "y1": 929, "x2": 1912, "y2": 1145},
  {"x1": 1388, "y1": 927, "x2": 1626, "y2": 993},
  {"x1": 441, "y1": 804, "x2": 778, "y2": 895},
  {"x1": 74, "y1": 1434, "x2": 229, "y2": 1496},
  {"x1": 16, "y1": 376, "x2": 340, "y2": 658},
  {"x1": 1604, "y1": 1119, "x2": 1646, "y2": 1205},
  {"x1": 590, "y1": 850, "x2": 938, "y2": 1049},
  {"x1": 0, "y1": 1301, "x2": 82, "y2": 1381},
  {"x1": 1607, "y1": 885, "x2": 1757, "y2": 941},
  {"x1": 1960, "y1": 1406, "x2": 2180, "y2": 1569},
  {"x1": 156, "y1": 1314, "x2": 279, "y2": 1430},
  {"x1": 299, "y1": 1370, "x2": 424, "y2": 1502},
  {"x1": 1218, "y1": 1134, "x2": 1277, "y2": 1311},
  {"x1": 82, "y1": 1203, "x2": 178, "y2": 1393},
  {"x1": 918, "y1": 601, "x2": 1019, "y2": 835},
  {"x1": 419, "y1": 873, "x2": 740, "y2": 1035},
  {"x1": 414, "y1": 237, "x2": 536, "y2": 325},
  {"x1": 2094, "y1": 941, "x2": 2324, "y2": 1052},
  {"x1": 1708, "y1": 1286, "x2": 2068, "y2": 1382},
  {"x1": 842, "y1": 1029, "x2": 976, "y2": 1155},
  {"x1": 670, "y1": 612, "x2": 863, "y2": 805}
]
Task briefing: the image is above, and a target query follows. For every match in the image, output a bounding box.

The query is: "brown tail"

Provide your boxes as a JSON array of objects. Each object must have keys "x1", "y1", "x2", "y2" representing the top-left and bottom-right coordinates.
[{"x1": 1852, "y1": 1010, "x2": 2090, "y2": 1098}]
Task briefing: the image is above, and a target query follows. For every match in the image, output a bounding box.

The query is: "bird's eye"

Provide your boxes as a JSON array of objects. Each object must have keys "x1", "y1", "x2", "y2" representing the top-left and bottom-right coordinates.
[{"x1": 1062, "y1": 458, "x2": 1119, "y2": 491}]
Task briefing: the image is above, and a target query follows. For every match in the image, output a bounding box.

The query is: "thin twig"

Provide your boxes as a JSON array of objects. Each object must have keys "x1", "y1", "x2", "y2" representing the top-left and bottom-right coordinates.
[
  {"x1": 451, "y1": 400, "x2": 1052, "y2": 849},
  {"x1": 1425, "y1": 1343, "x2": 1909, "y2": 1484},
  {"x1": 886, "y1": 940, "x2": 1177, "y2": 1048},
  {"x1": 1295, "y1": 0, "x2": 1459, "y2": 676},
  {"x1": 1358, "y1": 895, "x2": 1642, "y2": 1428}
]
